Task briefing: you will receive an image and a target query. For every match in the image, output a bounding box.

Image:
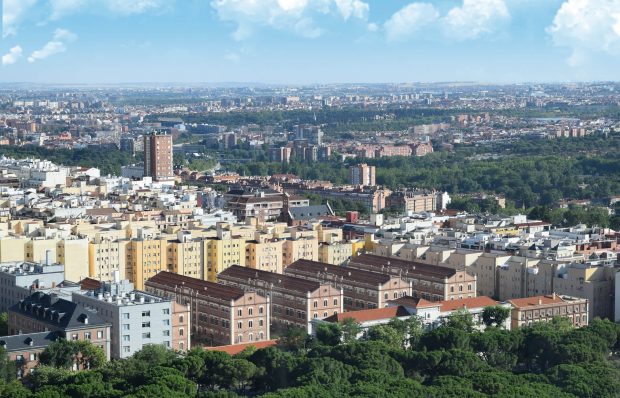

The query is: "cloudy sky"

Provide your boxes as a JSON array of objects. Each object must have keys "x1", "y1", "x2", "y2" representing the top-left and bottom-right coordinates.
[{"x1": 1, "y1": 0, "x2": 620, "y2": 83}]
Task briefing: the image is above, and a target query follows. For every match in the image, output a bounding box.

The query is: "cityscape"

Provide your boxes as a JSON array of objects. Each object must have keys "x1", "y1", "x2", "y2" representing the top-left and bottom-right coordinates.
[{"x1": 1, "y1": 1, "x2": 620, "y2": 397}]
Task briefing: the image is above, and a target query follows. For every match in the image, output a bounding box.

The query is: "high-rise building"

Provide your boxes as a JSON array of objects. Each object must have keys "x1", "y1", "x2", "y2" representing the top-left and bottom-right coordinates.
[
  {"x1": 349, "y1": 163, "x2": 376, "y2": 187},
  {"x1": 144, "y1": 131, "x2": 173, "y2": 181}
]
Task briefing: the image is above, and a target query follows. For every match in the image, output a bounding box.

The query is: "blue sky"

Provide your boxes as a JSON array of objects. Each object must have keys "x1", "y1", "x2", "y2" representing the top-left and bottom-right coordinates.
[{"x1": 2, "y1": 0, "x2": 620, "y2": 84}]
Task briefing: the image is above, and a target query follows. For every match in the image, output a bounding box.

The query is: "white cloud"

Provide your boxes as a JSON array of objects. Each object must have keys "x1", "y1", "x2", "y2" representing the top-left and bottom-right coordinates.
[
  {"x1": 2, "y1": 0, "x2": 38, "y2": 37},
  {"x1": 384, "y1": 3, "x2": 439, "y2": 42},
  {"x1": 547, "y1": 0, "x2": 620, "y2": 66},
  {"x1": 27, "y1": 28, "x2": 77, "y2": 63},
  {"x1": 334, "y1": 0, "x2": 369, "y2": 20},
  {"x1": 2, "y1": 46, "x2": 23, "y2": 65},
  {"x1": 49, "y1": 0, "x2": 168, "y2": 20},
  {"x1": 442, "y1": 0, "x2": 510, "y2": 40},
  {"x1": 211, "y1": 0, "x2": 370, "y2": 40}
]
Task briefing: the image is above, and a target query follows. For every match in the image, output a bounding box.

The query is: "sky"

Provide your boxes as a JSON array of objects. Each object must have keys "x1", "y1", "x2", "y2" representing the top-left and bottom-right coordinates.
[{"x1": 1, "y1": 0, "x2": 620, "y2": 84}]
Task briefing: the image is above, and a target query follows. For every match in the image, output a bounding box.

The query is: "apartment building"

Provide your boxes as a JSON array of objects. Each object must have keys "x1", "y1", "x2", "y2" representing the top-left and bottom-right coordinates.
[
  {"x1": 126, "y1": 237, "x2": 169, "y2": 290},
  {"x1": 349, "y1": 164, "x2": 376, "y2": 187},
  {"x1": 0, "y1": 260, "x2": 67, "y2": 312},
  {"x1": 168, "y1": 232, "x2": 204, "y2": 280},
  {"x1": 282, "y1": 237, "x2": 318, "y2": 268},
  {"x1": 0, "y1": 331, "x2": 57, "y2": 378},
  {"x1": 224, "y1": 188, "x2": 285, "y2": 221},
  {"x1": 218, "y1": 265, "x2": 343, "y2": 332},
  {"x1": 88, "y1": 239, "x2": 129, "y2": 282},
  {"x1": 144, "y1": 271, "x2": 269, "y2": 346},
  {"x1": 8, "y1": 292, "x2": 111, "y2": 361},
  {"x1": 348, "y1": 254, "x2": 477, "y2": 301},
  {"x1": 318, "y1": 241, "x2": 352, "y2": 265},
  {"x1": 245, "y1": 239, "x2": 284, "y2": 274},
  {"x1": 284, "y1": 259, "x2": 411, "y2": 311},
  {"x1": 144, "y1": 131, "x2": 173, "y2": 181},
  {"x1": 72, "y1": 278, "x2": 190, "y2": 358},
  {"x1": 508, "y1": 294, "x2": 588, "y2": 329},
  {"x1": 204, "y1": 231, "x2": 246, "y2": 281}
]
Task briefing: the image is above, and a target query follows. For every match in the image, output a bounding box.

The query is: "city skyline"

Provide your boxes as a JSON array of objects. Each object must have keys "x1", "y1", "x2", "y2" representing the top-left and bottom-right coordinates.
[{"x1": 2, "y1": 0, "x2": 620, "y2": 84}]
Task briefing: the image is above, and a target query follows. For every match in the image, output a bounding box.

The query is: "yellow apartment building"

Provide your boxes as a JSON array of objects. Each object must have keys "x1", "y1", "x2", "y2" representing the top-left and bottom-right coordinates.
[
  {"x1": 126, "y1": 238, "x2": 168, "y2": 289},
  {"x1": 318, "y1": 241, "x2": 352, "y2": 265},
  {"x1": 88, "y1": 239, "x2": 129, "y2": 282},
  {"x1": 282, "y1": 237, "x2": 318, "y2": 268}
]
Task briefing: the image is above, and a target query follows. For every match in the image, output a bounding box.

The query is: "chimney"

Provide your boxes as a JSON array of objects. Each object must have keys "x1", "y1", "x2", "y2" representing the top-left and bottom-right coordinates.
[
  {"x1": 552, "y1": 292, "x2": 556, "y2": 300},
  {"x1": 537, "y1": 298, "x2": 542, "y2": 305}
]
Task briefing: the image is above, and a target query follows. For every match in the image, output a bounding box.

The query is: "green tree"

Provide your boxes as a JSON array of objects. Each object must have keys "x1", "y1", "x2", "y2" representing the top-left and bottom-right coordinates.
[
  {"x1": 340, "y1": 318, "x2": 362, "y2": 344},
  {"x1": 481, "y1": 306, "x2": 511, "y2": 329},
  {"x1": 0, "y1": 312, "x2": 8, "y2": 336},
  {"x1": 315, "y1": 323, "x2": 342, "y2": 347}
]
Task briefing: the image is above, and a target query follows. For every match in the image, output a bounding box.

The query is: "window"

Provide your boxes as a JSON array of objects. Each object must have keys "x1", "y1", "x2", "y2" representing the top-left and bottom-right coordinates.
[
  {"x1": 141, "y1": 311, "x2": 150, "y2": 317},
  {"x1": 248, "y1": 308, "x2": 253, "y2": 316},
  {"x1": 333, "y1": 298, "x2": 338, "y2": 306},
  {"x1": 163, "y1": 319, "x2": 170, "y2": 326},
  {"x1": 323, "y1": 312, "x2": 328, "y2": 318},
  {"x1": 122, "y1": 313, "x2": 130, "y2": 319},
  {"x1": 313, "y1": 313, "x2": 318, "y2": 319},
  {"x1": 237, "y1": 321, "x2": 242, "y2": 329},
  {"x1": 323, "y1": 299, "x2": 328, "y2": 307},
  {"x1": 179, "y1": 328, "x2": 184, "y2": 336},
  {"x1": 123, "y1": 335, "x2": 130, "y2": 342},
  {"x1": 259, "y1": 307, "x2": 264, "y2": 314},
  {"x1": 313, "y1": 300, "x2": 318, "y2": 308},
  {"x1": 249, "y1": 333, "x2": 253, "y2": 341},
  {"x1": 122, "y1": 324, "x2": 130, "y2": 331},
  {"x1": 179, "y1": 342, "x2": 184, "y2": 350},
  {"x1": 248, "y1": 320, "x2": 253, "y2": 328},
  {"x1": 84, "y1": 332, "x2": 91, "y2": 340},
  {"x1": 179, "y1": 315, "x2": 184, "y2": 323},
  {"x1": 237, "y1": 309, "x2": 242, "y2": 317},
  {"x1": 394, "y1": 292, "x2": 398, "y2": 299},
  {"x1": 142, "y1": 322, "x2": 150, "y2": 328},
  {"x1": 162, "y1": 308, "x2": 170, "y2": 315},
  {"x1": 97, "y1": 331, "x2": 103, "y2": 339},
  {"x1": 459, "y1": 285, "x2": 463, "y2": 292},
  {"x1": 123, "y1": 346, "x2": 131, "y2": 353},
  {"x1": 259, "y1": 319, "x2": 264, "y2": 326},
  {"x1": 71, "y1": 334, "x2": 78, "y2": 341},
  {"x1": 163, "y1": 330, "x2": 170, "y2": 336},
  {"x1": 142, "y1": 332, "x2": 151, "y2": 339},
  {"x1": 15, "y1": 355, "x2": 23, "y2": 362},
  {"x1": 29, "y1": 353, "x2": 36, "y2": 361}
]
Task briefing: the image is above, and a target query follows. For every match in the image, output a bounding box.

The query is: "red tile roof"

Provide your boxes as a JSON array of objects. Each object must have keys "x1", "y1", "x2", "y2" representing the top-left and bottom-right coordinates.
[
  {"x1": 204, "y1": 340, "x2": 277, "y2": 355},
  {"x1": 439, "y1": 296, "x2": 499, "y2": 312},
  {"x1": 389, "y1": 296, "x2": 438, "y2": 309},
  {"x1": 323, "y1": 306, "x2": 411, "y2": 323},
  {"x1": 508, "y1": 294, "x2": 579, "y2": 309}
]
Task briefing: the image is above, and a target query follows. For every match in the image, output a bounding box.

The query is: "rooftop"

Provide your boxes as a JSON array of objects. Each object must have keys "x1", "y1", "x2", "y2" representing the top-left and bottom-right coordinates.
[
  {"x1": 286, "y1": 259, "x2": 394, "y2": 285},
  {"x1": 218, "y1": 265, "x2": 324, "y2": 294},
  {"x1": 0, "y1": 331, "x2": 58, "y2": 352},
  {"x1": 349, "y1": 254, "x2": 458, "y2": 278},
  {"x1": 145, "y1": 271, "x2": 246, "y2": 301},
  {"x1": 508, "y1": 294, "x2": 585, "y2": 308},
  {"x1": 323, "y1": 306, "x2": 411, "y2": 323}
]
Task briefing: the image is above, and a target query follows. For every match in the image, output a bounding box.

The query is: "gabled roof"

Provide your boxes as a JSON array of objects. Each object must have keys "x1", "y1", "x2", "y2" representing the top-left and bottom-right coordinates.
[
  {"x1": 286, "y1": 259, "x2": 394, "y2": 285},
  {"x1": 11, "y1": 292, "x2": 108, "y2": 330},
  {"x1": 349, "y1": 254, "x2": 458, "y2": 278},
  {"x1": 323, "y1": 306, "x2": 411, "y2": 323},
  {"x1": 146, "y1": 271, "x2": 246, "y2": 301},
  {"x1": 508, "y1": 294, "x2": 582, "y2": 309},
  {"x1": 218, "y1": 265, "x2": 323, "y2": 294},
  {"x1": 388, "y1": 296, "x2": 438, "y2": 309},
  {"x1": 288, "y1": 205, "x2": 334, "y2": 221},
  {"x1": 439, "y1": 296, "x2": 499, "y2": 312},
  {"x1": 0, "y1": 331, "x2": 58, "y2": 352}
]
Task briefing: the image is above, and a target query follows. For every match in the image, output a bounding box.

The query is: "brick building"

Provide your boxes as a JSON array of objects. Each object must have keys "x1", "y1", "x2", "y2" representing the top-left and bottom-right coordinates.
[
  {"x1": 144, "y1": 271, "x2": 270, "y2": 346},
  {"x1": 284, "y1": 259, "x2": 411, "y2": 311},
  {"x1": 217, "y1": 265, "x2": 342, "y2": 332},
  {"x1": 347, "y1": 254, "x2": 477, "y2": 301}
]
